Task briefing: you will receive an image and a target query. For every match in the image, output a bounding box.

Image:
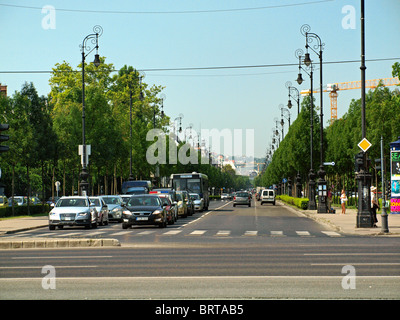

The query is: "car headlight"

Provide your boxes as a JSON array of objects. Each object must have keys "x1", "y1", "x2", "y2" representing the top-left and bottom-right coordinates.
[
  {"x1": 112, "y1": 207, "x2": 122, "y2": 213},
  {"x1": 122, "y1": 210, "x2": 132, "y2": 217},
  {"x1": 152, "y1": 210, "x2": 163, "y2": 217},
  {"x1": 78, "y1": 212, "x2": 89, "y2": 217}
]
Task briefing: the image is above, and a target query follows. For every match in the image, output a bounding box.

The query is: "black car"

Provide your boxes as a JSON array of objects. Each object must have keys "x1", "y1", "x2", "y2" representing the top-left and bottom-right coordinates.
[{"x1": 122, "y1": 194, "x2": 168, "y2": 229}]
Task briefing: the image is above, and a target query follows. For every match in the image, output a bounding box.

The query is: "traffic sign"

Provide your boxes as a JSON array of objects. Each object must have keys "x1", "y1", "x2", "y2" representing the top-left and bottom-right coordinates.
[{"x1": 358, "y1": 138, "x2": 372, "y2": 152}]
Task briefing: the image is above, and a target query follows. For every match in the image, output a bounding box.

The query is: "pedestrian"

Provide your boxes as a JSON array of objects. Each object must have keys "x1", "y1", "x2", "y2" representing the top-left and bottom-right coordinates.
[
  {"x1": 327, "y1": 187, "x2": 332, "y2": 213},
  {"x1": 340, "y1": 189, "x2": 347, "y2": 214},
  {"x1": 371, "y1": 186, "x2": 379, "y2": 227}
]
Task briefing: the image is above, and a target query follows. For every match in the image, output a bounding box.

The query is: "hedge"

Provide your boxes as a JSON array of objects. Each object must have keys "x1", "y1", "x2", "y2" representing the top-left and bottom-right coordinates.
[
  {"x1": 276, "y1": 195, "x2": 309, "y2": 210},
  {"x1": 0, "y1": 204, "x2": 51, "y2": 218}
]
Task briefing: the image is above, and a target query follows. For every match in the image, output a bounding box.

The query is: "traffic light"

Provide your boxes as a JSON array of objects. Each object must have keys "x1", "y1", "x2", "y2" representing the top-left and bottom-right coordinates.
[
  {"x1": 0, "y1": 124, "x2": 9, "y2": 154},
  {"x1": 374, "y1": 158, "x2": 381, "y2": 171},
  {"x1": 354, "y1": 152, "x2": 364, "y2": 172}
]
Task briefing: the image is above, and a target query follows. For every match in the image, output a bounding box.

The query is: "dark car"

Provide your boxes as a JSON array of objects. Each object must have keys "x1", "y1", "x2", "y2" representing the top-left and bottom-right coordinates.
[{"x1": 122, "y1": 194, "x2": 168, "y2": 229}]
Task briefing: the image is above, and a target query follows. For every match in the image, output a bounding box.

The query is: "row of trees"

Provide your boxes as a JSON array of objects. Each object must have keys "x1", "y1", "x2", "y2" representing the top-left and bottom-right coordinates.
[
  {"x1": 0, "y1": 57, "x2": 251, "y2": 201},
  {"x1": 255, "y1": 63, "x2": 400, "y2": 195}
]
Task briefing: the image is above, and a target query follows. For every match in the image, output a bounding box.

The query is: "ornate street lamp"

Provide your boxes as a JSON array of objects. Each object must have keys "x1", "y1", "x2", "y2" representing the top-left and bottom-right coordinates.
[
  {"x1": 295, "y1": 48, "x2": 316, "y2": 210},
  {"x1": 79, "y1": 25, "x2": 102, "y2": 196},
  {"x1": 285, "y1": 81, "x2": 300, "y2": 115},
  {"x1": 301, "y1": 24, "x2": 328, "y2": 213}
]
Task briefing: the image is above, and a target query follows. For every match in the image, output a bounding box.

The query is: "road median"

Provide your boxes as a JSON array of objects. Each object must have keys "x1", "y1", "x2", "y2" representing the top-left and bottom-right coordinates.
[{"x1": 0, "y1": 238, "x2": 120, "y2": 249}]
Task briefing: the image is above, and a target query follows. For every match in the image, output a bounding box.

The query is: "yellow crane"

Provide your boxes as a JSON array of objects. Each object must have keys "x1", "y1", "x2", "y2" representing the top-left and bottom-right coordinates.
[{"x1": 300, "y1": 77, "x2": 399, "y2": 122}]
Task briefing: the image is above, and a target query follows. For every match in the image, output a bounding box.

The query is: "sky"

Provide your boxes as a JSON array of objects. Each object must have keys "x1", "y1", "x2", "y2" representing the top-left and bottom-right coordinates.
[{"x1": 1, "y1": 0, "x2": 399, "y2": 160}]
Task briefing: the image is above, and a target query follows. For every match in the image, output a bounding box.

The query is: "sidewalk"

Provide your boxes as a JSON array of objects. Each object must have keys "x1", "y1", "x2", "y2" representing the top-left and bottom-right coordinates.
[{"x1": 285, "y1": 203, "x2": 400, "y2": 236}]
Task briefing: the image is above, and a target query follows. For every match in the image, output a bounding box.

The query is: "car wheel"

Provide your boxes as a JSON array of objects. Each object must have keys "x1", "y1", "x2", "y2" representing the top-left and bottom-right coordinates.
[{"x1": 49, "y1": 225, "x2": 55, "y2": 230}]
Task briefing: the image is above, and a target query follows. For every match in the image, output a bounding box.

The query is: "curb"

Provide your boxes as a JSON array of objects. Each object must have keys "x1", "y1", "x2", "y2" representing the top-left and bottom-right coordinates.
[{"x1": 0, "y1": 238, "x2": 121, "y2": 250}]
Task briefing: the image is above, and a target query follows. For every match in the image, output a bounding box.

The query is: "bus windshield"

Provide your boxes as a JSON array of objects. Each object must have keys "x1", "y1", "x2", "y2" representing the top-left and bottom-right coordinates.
[{"x1": 173, "y1": 178, "x2": 201, "y2": 193}]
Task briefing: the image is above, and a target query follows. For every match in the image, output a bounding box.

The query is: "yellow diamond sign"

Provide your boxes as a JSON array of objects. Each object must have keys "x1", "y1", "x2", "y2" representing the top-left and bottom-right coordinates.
[{"x1": 358, "y1": 138, "x2": 372, "y2": 152}]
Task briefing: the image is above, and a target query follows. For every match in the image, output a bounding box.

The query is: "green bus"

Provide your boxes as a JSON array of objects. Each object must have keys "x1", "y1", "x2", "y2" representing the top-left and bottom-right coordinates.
[{"x1": 170, "y1": 172, "x2": 209, "y2": 210}]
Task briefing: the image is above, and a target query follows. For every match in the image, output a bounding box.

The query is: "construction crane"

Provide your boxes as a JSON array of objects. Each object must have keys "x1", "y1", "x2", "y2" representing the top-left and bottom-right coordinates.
[{"x1": 300, "y1": 77, "x2": 400, "y2": 122}]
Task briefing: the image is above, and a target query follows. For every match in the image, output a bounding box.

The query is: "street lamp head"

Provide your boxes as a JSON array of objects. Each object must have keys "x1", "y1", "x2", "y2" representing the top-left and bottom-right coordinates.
[
  {"x1": 93, "y1": 54, "x2": 101, "y2": 67},
  {"x1": 304, "y1": 52, "x2": 312, "y2": 67},
  {"x1": 287, "y1": 100, "x2": 293, "y2": 109},
  {"x1": 296, "y1": 73, "x2": 304, "y2": 85}
]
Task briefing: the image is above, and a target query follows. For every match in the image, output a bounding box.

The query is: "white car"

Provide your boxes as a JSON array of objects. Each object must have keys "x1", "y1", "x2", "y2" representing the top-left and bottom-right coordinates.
[
  {"x1": 221, "y1": 193, "x2": 229, "y2": 200},
  {"x1": 48, "y1": 196, "x2": 98, "y2": 230},
  {"x1": 102, "y1": 195, "x2": 125, "y2": 222},
  {"x1": 190, "y1": 193, "x2": 204, "y2": 212},
  {"x1": 260, "y1": 189, "x2": 275, "y2": 205}
]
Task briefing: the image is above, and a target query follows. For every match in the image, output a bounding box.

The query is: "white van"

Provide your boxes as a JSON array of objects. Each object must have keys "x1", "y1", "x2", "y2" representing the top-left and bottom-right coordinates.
[{"x1": 260, "y1": 189, "x2": 275, "y2": 205}]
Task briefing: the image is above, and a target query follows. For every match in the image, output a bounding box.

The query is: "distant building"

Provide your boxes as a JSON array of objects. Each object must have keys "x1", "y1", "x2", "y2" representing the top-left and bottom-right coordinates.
[{"x1": 0, "y1": 83, "x2": 7, "y2": 96}]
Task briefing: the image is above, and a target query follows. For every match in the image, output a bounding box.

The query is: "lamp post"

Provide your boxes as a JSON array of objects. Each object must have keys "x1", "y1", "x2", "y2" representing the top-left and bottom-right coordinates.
[
  {"x1": 356, "y1": 0, "x2": 373, "y2": 227},
  {"x1": 79, "y1": 25, "x2": 102, "y2": 196},
  {"x1": 296, "y1": 48, "x2": 316, "y2": 210},
  {"x1": 301, "y1": 24, "x2": 328, "y2": 213},
  {"x1": 285, "y1": 81, "x2": 300, "y2": 115}
]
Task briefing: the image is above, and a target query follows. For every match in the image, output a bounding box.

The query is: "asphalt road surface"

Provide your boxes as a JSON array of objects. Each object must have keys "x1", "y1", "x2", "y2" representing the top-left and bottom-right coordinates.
[{"x1": 1, "y1": 200, "x2": 399, "y2": 300}]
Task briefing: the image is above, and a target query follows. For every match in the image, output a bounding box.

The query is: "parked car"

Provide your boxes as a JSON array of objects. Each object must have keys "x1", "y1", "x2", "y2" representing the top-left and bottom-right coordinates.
[
  {"x1": 260, "y1": 189, "x2": 275, "y2": 205},
  {"x1": 0, "y1": 196, "x2": 8, "y2": 207},
  {"x1": 89, "y1": 196, "x2": 109, "y2": 226},
  {"x1": 8, "y1": 196, "x2": 25, "y2": 206},
  {"x1": 233, "y1": 191, "x2": 251, "y2": 207},
  {"x1": 190, "y1": 193, "x2": 204, "y2": 212},
  {"x1": 48, "y1": 196, "x2": 98, "y2": 230},
  {"x1": 122, "y1": 194, "x2": 168, "y2": 229},
  {"x1": 221, "y1": 193, "x2": 229, "y2": 200},
  {"x1": 101, "y1": 195, "x2": 125, "y2": 222},
  {"x1": 157, "y1": 193, "x2": 177, "y2": 224}
]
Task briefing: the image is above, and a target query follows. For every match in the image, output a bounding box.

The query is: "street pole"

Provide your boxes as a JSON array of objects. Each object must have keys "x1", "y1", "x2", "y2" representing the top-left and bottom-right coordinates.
[
  {"x1": 356, "y1": 0, "x2": 373, "y2": 227},
  {"x1": 380, "y1": 136, "x2": 389, "y2": 233},
  {"x1": 79, "y1": 25, "x2": 102, "y2": 196},
  {"x1": 301, "y1": 24, "x2": 328, "y2": 213}
]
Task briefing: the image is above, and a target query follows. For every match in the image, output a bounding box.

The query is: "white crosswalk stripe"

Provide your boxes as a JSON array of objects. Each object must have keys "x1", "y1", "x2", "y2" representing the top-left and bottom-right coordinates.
[
  {"x1": 243, "y1": 230, "x2": 258, "y2": 236},
  {"x1": 136, "y1": 231, "x2": 156, "y2": 235},
  {"x1": 296, "y1": 231, "x2": 312, "y2": 236},
  {"x1": 188, "y1": 230, "x2": 207, "y2": 236},
  {"x1": 111, "y1": 231, "x2": 132, "y2": 236},
  {"x1": 321, "y1": 231, "x2": 342, "y2": 237},
  {"x1": 162, "y1": 230, "x2": 182, "y2": 235},
  {"x1": 216, "y1": 230, "x2": 231, "y2": 236},
  {"x1": 270, "y1": 231, "x2": 284, "y2": 236}
]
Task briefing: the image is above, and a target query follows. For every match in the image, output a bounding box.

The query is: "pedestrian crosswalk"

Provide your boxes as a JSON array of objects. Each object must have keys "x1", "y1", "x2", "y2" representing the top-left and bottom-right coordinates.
[{"x1": 5, "y1": 228, "x2": 343, "y2": 238}]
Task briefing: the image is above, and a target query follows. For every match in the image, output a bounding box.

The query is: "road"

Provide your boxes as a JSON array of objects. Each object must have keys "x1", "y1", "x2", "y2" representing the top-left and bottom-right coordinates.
[{"x1": 1, "y1": 199, "x2": 399, "y2": 300}]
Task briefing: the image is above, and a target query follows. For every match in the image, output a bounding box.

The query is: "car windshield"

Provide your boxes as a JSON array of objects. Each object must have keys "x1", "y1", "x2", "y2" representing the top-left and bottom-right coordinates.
[
  {"x1": 176, "y1": 193, "x2": 183, "y2": 201},
  {"x1": 89, "y1": 198, "x2": 100, "y2": 206},
  {"x1": 237, "y1": 192, "x2": 248, "y2": 197},
  {"x1": 102, "y1": 196, "x2": 122, "y2": 205},
  {"x1": 56, "y1": 198, "x2": 88, "y2": 207},
  {"x1": 127, "y1": 196, "x2": 161, "y2": 207},
  {"x1": 159, "y1": 196, "x2": 171, "y2": 206},
  {"x1": 190, "y1": 194, "x2": 200, "y2": 200}
]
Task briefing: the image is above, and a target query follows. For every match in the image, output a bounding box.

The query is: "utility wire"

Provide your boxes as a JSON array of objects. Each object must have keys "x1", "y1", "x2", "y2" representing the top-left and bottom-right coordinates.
[
  {"x1": 0, "y1": 57, "x2": 398, "y2": 75},
  {"x1": 0, "y1": 1, "x2": 334, "y2": 14}
]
